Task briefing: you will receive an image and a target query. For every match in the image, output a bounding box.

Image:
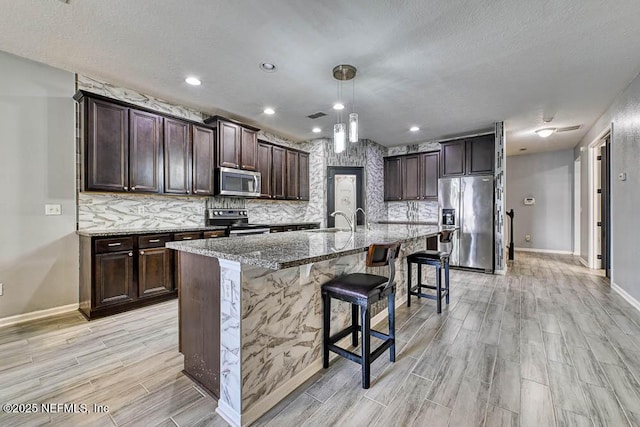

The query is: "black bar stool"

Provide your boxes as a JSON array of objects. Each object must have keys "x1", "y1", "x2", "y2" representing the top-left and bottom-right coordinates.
[
  {"x1": 406, "y1": 230, "x2": 455, "y2": 313},
  {"x1": 321, "y1": 242, "x2": 401, "y2": 389}
]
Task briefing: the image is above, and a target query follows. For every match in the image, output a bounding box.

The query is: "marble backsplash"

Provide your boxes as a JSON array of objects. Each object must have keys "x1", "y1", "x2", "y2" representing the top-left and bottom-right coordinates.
[{"x1": 387, "y1": 200, "x2": 439, "y2": 223}]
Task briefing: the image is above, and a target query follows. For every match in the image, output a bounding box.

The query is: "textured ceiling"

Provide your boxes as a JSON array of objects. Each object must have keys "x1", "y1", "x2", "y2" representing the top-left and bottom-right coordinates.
[{"x1": 2, "y1": 0, "x2": 640, "y2": 156}]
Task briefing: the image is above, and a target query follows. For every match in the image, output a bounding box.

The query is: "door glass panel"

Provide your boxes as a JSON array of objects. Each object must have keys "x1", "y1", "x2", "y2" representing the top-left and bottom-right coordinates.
[{"x1": 334, "y1": 174, "x2": 357, "y2": 229}]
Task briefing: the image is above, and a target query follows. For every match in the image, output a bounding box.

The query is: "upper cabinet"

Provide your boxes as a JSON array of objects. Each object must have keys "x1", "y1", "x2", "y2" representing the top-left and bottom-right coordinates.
[
  {"x1": 271, "y1": 146, "x2": 286, "y2": 199},
  {"x1": 256, "y1": 141, "x2": 272, "y2": 198},
  {"x1": 240, "y1": 128, "x2": 258, "y2": 171},
  {"x1": 191, "y1": 125, "x2": 215, "y2": 195},
  {"x1": 204, "y1": 117, "x2": 259, "y2": 171},
  {"x1": 129, "y1": 109, "x2": 162, "y2": 193},
  {"x1": 285, "y1": 150, "x2": 299, "y2": 200},
  {"x1": 402, "y1": 154, "x2": 421, "y2": 200},
  {"x1": 298, "y1": 152, "x2": 309, "y2": 201},
  {"x1": 384, "y1": 151, "x2": 440, "y2": 202},
  {"x1": 384, "y1": 156, "x2": 403, "y2": 201},
  {"x1": 163, "y1": 118, "x2": 191, "y2": 195},
  {"x1": 256, "y1": 141, "x2": 308, "y2": 201},
  {"x1": 420, "y1": 151, "x2": 439, "y2": 199},
  {"x1": 440, "y1": 134, "x2": 494, "y2": 177}
]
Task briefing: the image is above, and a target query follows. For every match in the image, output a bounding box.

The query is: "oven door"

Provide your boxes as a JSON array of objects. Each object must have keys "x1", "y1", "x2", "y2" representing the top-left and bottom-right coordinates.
[{"x1": 217, "y1": 167, "x2": 261, "y2": 197}]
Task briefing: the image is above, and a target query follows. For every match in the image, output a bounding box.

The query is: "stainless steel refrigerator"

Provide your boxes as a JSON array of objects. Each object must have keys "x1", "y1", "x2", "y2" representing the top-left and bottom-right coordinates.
[{"x1": 438, "y1": 176, "x2": 494, "y2": 272}]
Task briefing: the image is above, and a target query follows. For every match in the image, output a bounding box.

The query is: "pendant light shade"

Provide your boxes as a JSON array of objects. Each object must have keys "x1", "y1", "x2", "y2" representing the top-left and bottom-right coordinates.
[
  {"x1": 334, "y1": 123, "x2": 346, "y2": 153},
  {"x1": 349, "y1": 113, "x2": 358, "y2": 143}
]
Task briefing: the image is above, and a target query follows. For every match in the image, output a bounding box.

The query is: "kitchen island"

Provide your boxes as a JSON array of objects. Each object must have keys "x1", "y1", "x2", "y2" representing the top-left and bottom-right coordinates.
[{"x1": 167, "y1": 224, "x2": 440, "y2": 426}]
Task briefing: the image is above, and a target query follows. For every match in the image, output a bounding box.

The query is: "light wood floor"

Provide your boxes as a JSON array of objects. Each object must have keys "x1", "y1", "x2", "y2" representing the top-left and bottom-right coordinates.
[{"x1": 2, "y1": 252, "x2": 640, "y2": 426}]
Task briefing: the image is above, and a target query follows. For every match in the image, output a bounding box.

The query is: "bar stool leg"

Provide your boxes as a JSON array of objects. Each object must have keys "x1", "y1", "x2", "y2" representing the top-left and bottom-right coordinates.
[
  {"x1": 417, "y1": 263, "x2": 422, "y2": 299},
  {"x1": 445, "y1": 260, "x2": 450, "y2": 304},
  {"x1": 388, "y1": 292, "x2": 396, "y2": 362},
  {"x1": 351, "y1": 304, "x2": 359, "y2": 347},
  {"x1": 322, "y1": 293, "x2": 330, "y2": 369},
  {"x1": 361, "y1": 305, "x2": 371, "y2": 389},
  {"x1": 407, "y1": 259, "x2": 412, "y2": 307},
  {"x1": 435, "y1": 265, "x2": 442, "y2": 314}
]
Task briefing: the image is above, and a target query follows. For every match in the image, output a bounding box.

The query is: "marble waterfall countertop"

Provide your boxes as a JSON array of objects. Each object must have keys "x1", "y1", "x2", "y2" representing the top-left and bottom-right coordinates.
[{"x1": 166, "y1": 224, "x2": 440, "y2": 270}]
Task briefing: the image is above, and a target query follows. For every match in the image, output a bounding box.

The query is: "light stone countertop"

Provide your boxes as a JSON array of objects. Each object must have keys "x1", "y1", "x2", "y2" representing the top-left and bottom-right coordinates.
[
  {"x1": 76, "y1": 225, "x2": 227, "y2": 237},
  {"x1": 166, "y1": 224, "x2": 440, "y2": 270}
]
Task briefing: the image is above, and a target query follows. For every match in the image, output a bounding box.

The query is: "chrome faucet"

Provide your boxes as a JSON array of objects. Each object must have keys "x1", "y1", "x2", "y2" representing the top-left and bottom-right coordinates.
[
  {"x1": 355, "y1": 208, "x2": 370, "y2": 230},
  {"x1": 330, "y1": 209, "x2": 356, "y2": 232}
]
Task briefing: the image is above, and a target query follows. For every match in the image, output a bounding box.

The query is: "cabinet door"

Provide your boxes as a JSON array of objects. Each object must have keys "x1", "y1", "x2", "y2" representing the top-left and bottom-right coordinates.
[
  {"x1": 240, "y1": 128, "x2": 258, "y2": 171},
  {"x1": 440, "y1": 140, "x2": 465, "y2": 177},
  {"x1": 298, "y1": 152, "x2": 309, "y2": 201},
  {"x1": 257, "y1": 142, "x2": 272, "y2": 198},
  {"x1": 384, "y1": 157, "x2": 403, "y2": 201},
  {"x1": 420, "y1": 151, "x2": 439, "y2": 199},
  {"x1": 164, "y1": 118, "x2": 191, "y2": 195},
  {"x1": 286, "y1": 150, "x2": 299, "y2": 200},
  {"x1": 95, "y1": 251, "x2": 135, "y2": 307},
  {"x1": 129, "y1": 109, "x2": 162, "y2": 193},
  {"x1": 192, "y1": 125, "x2": 215, "y2": 195},
  {"x1": 86, "y1": 98, "x2": 129, "y2": 191},
  {"x1": 402, "y1": 154, "x2": 421, "y2": 200},
  {"x1": 271, "y1": 146, "x2": 286, "y2": 199},
  {"x1": 218, "y1": 121, "x2": 240, "y2": 168},
  {"x1": 466, "y1": 134, "x2": 494, "y2": 175},
  {"x1": 138, "y1": 247, "x2": 173, "y2": 298}
]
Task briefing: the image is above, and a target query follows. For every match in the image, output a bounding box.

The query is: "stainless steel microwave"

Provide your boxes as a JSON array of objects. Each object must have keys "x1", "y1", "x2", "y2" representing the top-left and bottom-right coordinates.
[{"x1": 216, "y1": 167, "x2": 261, "y2": 197}]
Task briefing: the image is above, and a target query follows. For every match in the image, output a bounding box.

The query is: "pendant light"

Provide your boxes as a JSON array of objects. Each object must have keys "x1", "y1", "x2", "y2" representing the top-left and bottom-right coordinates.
[{"x1": 332, "y1": 65, "x2": 358, "y2": 152}]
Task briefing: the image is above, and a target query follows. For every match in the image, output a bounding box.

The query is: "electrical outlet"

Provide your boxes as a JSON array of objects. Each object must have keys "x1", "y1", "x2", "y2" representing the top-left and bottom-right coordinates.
[
  {"x1": 45, "y1": 204, "x2": 62, "y2": 215},
  {"x1": 137, "y1": 206, "x2": 145, "y2": 215},
  {"x1": 525, "y1": 234, "x2": 531, "y2": 242}
]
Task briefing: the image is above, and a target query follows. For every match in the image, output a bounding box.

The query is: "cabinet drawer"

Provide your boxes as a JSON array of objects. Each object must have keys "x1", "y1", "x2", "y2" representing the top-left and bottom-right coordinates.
[
  {"x1": 270, "y1": 226, "x2": 284, "y2": 233},
  {"x1": 296, "y1": 225, "x2": 311, "y2": 230},
  {"x1": 174, "y1": 232, "x2": 203, "y2": 241},
  {"x1": 283, "y1": 226, "x2": 297, "y2": 232},
  {"x1": 138, "y1": 234, "x2": 172, "y2": 249},
  {"x1": 203, "y1": 230, "x2": 227, "y2": 239},
  {"x1": 95, "y1": 237, "x2": 134, "y2": 254}
]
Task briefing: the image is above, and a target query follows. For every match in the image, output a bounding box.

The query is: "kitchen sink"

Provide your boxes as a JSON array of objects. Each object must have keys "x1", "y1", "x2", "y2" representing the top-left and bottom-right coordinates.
[{"x1": 306, "y1": 228, "x2": 352, "y2": 233}]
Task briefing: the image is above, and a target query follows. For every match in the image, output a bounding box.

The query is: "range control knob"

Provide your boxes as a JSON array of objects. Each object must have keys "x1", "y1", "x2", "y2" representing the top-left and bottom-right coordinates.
[
  {"x1": 242, "y1": 211, "x2": 247, "y2": 216},
  {"x1": 213, "y1": 211, "x2": 219, "y2": 216}
]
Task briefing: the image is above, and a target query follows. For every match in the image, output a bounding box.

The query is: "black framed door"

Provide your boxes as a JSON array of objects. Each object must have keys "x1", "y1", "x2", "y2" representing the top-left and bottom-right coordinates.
[
  {"x1": 599, "y1": 135, "x2": 611, "y2": 278},
  {"x1": 327, "y1": 167, "x2": 364, "y2": 228}
]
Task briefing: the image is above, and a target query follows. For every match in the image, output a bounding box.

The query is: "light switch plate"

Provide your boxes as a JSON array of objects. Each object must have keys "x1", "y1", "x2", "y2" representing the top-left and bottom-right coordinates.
[
  {"x1": 45, "y1": 204, "x2": 62, "y2": 215},
  {"x1": 0, "y1": 283, "x2": 3, "y2": 296},
  {"x1": 619, "y1": 172, "x2": 627, "y2": 181}
]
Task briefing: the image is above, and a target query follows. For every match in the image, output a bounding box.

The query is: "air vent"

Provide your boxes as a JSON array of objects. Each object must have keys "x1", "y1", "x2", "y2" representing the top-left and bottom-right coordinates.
[
  {"x1": 307, "y1": 112, "x2": 327, "y2": 119},
  {"x1": 557, "y1": 125, "x2": 581, "y2": 133}
]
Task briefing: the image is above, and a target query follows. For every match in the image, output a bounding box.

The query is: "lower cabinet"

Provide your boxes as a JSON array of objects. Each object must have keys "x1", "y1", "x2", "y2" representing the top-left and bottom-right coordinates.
[
  {"x1": 95, "y1": 251, "x2": 135, "y2": 307},
  {"x1": 138, "y1": 247, "x2": 173, "y2": 298}
]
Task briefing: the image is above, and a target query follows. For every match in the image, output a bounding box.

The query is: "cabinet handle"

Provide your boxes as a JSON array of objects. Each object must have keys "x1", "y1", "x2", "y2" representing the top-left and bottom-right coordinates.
[
  {"x1": 107, "y1": 243, "x2": 122, "y2": 247},
  {"x1": 132, "y1": 186, "x2": 136, "y2": 191},
  {"x1": 186, "y1": 190, "x2": 190, "y2": 194},
  {"x1": 140, "y1": 250, "x2": 145, "y2": 255},
  {"x1": 149, "y1": 239, "x2": 160, "y2": 243},
  {"x1": 182, "y1": 237, "x2": 193, "y2": 240},
  {"x1": 128, "y1": 252, "x2": 133, "y2": 257},
  {"x1": 124, "y1": 186, "x2": 128, "y2": 191}
]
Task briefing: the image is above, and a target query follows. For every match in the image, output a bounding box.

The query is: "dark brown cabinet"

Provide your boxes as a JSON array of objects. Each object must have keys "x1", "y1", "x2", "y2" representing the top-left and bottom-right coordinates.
[
  {"x1": 257, "y1": 142, "x2": 272, "y2": 198},
  {"x1": 441, "y1": 135, "x2": 494, "y2": 177},
  {"x1": 298, "y1": 152, "x2": 309, "y2": 201},
  {"x1": 192, "y1": 125, "x2": 215, "y2": 195},
  {"x1": 402, "y1": 155, "x2": 421, "y2": 200},
  {"x1": 218, "y1": 121, "x2": 241, "y2": 169},
  {"x1": 95, "y1": 251, "x2": 135, "y2": 307},
  {"x1": 271, "y1": 146, "x2": 286, "y2": 199},
  {"x1": 129, "y1": 109, "x2": 162, "y2": 193},
  {"x1": 286, "y1": 150, "x2": 299, "y2": 200},
  {"x1": 240, "y1": 128, "x2": 258, "y2": 171},
  {"x1": 164, "y1": 118, "x2": 191, "y2": 195},
  {"x1": 384, "y1": 157, "x2": 403, "y2": 201},
  {"x1": 420, "y1": 151, "x2": 439, "y2": 200},
  {"x1": 85, "y1": 98, "x2": 129, "y2": 192},
  {"x1": 138, "y1": 247, "x2": 173, "y2": 298}
]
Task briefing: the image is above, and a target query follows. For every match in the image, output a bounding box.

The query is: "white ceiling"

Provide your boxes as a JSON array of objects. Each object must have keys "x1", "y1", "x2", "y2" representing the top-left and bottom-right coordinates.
[{"x1": 2, "y1": 0, "x2": 640, "y2": 156}]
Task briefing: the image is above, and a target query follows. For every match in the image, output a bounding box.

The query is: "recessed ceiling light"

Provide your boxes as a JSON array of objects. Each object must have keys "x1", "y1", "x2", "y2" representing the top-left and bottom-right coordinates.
[
  {"x1": 333, "y1": 103, "x2": 344, "y2": 110},
  {"x1": 535, "y1": 128, "x2": 555, "y2": 138},
  {"x1": 410, "y1": 126, "x2": 420, "y2": 132},
  {"x1": 185, "y1": 76, "x2": 201, "y2": 86},
  {"x1": 259, "y1": 63, "x2": 277, "y2": 72},
  {"x1": 264, "y1": 107, "x2": 275, "y2": 115},
  {"x1": 312, "y1": 127, "x2": 321, "y2": 133}
]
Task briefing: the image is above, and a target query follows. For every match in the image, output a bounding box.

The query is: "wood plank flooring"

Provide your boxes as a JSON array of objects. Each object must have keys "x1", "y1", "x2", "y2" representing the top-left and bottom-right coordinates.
[{"x1": 2, "y1": 252, "x2": 640, "y2": 426}]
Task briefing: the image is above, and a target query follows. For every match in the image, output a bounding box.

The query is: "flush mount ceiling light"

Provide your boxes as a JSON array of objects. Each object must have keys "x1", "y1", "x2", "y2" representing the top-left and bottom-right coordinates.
[
  {"x1": 535, "y1": 128, "x2": 556, "y2": 138},
  {"x1": 263, "y1": 107, "x2": 275, "y2": 115},
  {"x1": 312, "y1": 127, "x2": 322, "y2": 133},
  {"x1": 259, "y1": 62, "x2": 277, "y2": 72},
  {"x1": 410, "y1": 126, "x2": 420, "y2": 132},
  {"x1": 332, "y1": 64, "x2": 358, "y2": 151},
  {"x1": 185, "y1": 76, "x2": 201, "y2": 86}
]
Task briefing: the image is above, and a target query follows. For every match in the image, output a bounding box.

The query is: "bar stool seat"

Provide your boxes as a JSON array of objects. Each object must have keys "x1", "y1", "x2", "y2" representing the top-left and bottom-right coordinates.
[
  {"x1": 322, "y1": 242, "x2": 401, "y2": 389},
  {"x1": 407, "y1": 230, "x2": 455, "y2": 314}
]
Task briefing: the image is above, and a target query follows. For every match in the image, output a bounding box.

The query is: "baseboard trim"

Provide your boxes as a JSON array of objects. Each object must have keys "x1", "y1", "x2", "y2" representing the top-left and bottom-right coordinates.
[
  {"x1": 514, "y1": 247, "x2": 573, "y2": 255},
  {"x1": 579, "y1": 257, "x2": 589, "y2": 268},
  {"x1": 612, "y1": 282, "x2": 640, "y2": 313},
  {"x1": 494, "y1": 269, "x2": 507, "y2": 276},
  {"x1": 573, "y1": 251, "x2": 580, "y2": 256},
  {"x1": 0, "y1": 303, "x2": 79, "y2": 328},
  {"x1": 239, "y1": 294, "x2": 408, "y2": 426}
]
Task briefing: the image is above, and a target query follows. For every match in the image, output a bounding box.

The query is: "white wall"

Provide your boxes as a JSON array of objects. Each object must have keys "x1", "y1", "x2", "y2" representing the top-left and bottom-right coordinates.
[
  {"x1": 0, "y1": 51, "x2": 77, "y2": 319},
  {"x1": 575, "y1": 69, "x2": 640, "y2": 300},
  {"x1": 506, "y1": 149, "x2": 574, "y2": 252}
]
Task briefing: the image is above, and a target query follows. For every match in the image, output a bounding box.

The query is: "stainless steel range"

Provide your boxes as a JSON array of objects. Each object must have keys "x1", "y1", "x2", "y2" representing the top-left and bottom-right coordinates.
[{"x1": 205, "y1": 209, "x2": 270, "y2": 237}]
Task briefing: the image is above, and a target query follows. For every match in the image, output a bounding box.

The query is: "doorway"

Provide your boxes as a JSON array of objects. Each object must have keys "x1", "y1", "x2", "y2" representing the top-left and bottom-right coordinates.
[
  {"x1": 590, "y1": 132, "x2": 611, "y2": 277},
  {"x1": 574, "y1": 158, "x2": 581, "y2": 256},
  {"x1": 327, "y1": 167, "x2": 364, "y2": 228}
]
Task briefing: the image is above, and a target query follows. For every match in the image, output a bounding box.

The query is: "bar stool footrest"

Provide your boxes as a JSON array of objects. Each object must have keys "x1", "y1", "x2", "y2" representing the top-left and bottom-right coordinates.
[{"x1": 328, "y1": 325, "x2": 358, "y2": 344}]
